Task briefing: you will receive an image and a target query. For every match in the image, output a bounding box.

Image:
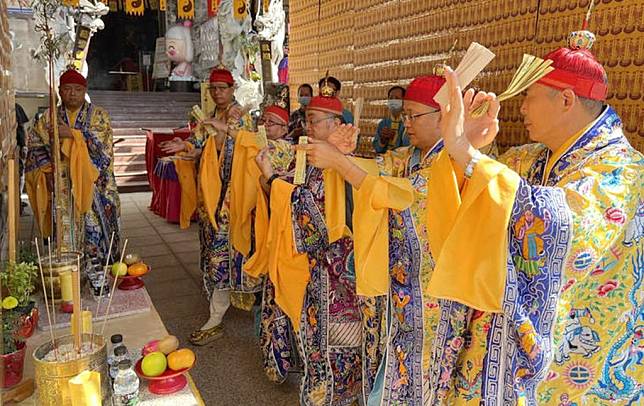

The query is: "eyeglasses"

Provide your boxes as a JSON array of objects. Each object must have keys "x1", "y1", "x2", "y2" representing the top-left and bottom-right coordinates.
[
  {"x1": 264, "y1": 120, "x2": 285, "y2": 128},
  {"x1": 401, "y1": 110, "x2": 439, "y2": 122},
  {"x1": 303, "y1": 115, "x2": 335, "y2": 128}
]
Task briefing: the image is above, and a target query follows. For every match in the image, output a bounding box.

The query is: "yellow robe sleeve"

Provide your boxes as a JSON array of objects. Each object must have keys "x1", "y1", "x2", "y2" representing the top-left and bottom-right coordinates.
[
  {"x1": 323, "y1": 157, "x2": 415, "y2": 296},
  {"x1": 25, "y1": 164, "x2": 52, "y2": 238},
  {"x1": 199, "y1": 135, "x2": 222, "y2": 229},
  {"x1": 268, "y1": 179, "x2": 310, "y2": 330},
  {"x1": 174, "y1": 158, "x2": 198, "y2": 229},
  {"x1": 242, "y1": 177, "x2": 269, "y2": 278},
  {"x1": 353, "y1": 173, "x2": 414, "y2": 296},
  {"x1": 61, "y1": 129, "x2": 99, "y2": 216},
  {"x1": 426, "y1": 151, "x2": 520, "y2": 312},
  {"x1": 229, "y1": 130, "x2": 261, "y2": 256}
]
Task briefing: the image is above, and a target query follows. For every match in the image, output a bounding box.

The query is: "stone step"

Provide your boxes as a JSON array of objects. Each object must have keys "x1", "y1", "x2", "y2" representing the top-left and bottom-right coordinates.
[
  {"x1": 114, "y1": 161, "x2": 146, "y2": 172},
  {"x1": 117, "y1": 180, "x2": 151, "y2": 193},
  {"x1": 114, "y1": 147, "x2": 146, "y2": 155}
]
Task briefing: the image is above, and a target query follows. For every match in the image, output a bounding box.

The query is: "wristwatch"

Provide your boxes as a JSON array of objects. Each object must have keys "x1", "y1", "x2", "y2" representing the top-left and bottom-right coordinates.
[{"x1": 464, "y1": 150, "x2": 482, "y2": 179}]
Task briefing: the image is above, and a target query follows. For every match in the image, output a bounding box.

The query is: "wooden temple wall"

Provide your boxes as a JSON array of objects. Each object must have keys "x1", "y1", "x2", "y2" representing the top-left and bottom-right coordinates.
[{"x1": 289, "y1": 0, "x2": 643, "y2": 153}]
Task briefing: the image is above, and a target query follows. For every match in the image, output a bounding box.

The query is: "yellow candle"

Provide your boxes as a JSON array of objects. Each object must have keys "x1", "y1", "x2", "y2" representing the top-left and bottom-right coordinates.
[
  {"x1": 69, "y1": 370, "x2": 101, "y2": 406},
  {"x1": 71, "y1": 311, "x2": 93, "y2": 336},
  {"x1": 82, "y1": 310, "x2": 92, "y2": 333},
  {"x1": 60, "y1": 271, "x2": 73, "y2": 301}
]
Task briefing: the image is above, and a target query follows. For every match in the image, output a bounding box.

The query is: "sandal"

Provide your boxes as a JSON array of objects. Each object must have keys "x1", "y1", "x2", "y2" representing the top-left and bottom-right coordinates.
[{"x1": 189, "y1": 324, "x2": 224, "y2": 346}]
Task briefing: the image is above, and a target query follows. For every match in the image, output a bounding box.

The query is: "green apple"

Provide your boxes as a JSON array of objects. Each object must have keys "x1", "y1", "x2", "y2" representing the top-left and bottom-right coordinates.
[
  {"x1": 141, "y1": 351, "x2": 167, "y2": 377},
  {"x1": 111, "y1": 262, "x2": 128, "y2": 277}
]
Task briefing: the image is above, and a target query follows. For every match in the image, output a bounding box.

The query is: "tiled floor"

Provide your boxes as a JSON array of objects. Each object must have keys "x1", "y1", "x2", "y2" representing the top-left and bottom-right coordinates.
[{"x1": 20, "y1": 192, "x2": 299, "y2": 405}]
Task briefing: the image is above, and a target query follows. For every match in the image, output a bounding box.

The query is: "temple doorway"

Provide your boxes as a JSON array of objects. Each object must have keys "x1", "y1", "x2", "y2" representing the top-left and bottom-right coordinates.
[{"x1": 88, "y1": 6, "x2": 162, "y2": 91}]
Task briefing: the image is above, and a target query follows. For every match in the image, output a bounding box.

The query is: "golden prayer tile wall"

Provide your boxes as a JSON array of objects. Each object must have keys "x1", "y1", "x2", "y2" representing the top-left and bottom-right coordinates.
[{"x1": 289, "y1": 0, "x2": 644, "y2": 154}]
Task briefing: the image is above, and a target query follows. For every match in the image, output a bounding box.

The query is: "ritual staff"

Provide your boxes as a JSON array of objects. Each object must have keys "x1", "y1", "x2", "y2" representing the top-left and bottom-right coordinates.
[
  {"x1": 372, "y1": 86, "x2": 408, "y2": 153},
  {"x1": 255, "y1": 86, "x2": 414, "y2": 404},
  {"x1": 428, "y1": 29, "x2": 643, "y2": 405},
  {"x1": 160, "y1": 67, "x2": 254, "y2": 346},
  {"x1": 297, "y1": 74, "x2": 499, "y2": 404},
  {"x1": 26, "y1": 68, "x2": 121, "y2": 260}
]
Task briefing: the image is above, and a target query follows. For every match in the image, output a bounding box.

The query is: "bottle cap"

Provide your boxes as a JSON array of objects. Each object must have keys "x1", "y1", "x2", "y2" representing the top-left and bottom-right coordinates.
[
  {"x1": 111, "y1": 334, "x2": 123, "y2": 344},
  {"x1": 118, "y1": 359, "x2": 132, "y2": 370}
]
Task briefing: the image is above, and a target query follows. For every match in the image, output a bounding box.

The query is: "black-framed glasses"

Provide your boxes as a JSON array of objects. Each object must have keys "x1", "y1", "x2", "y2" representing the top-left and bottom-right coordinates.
[
  {"x1": 401, "y1": 110, "x2": 439, "y2": 122},
  {"x1": 303, "y1": 115, "x2": 335, "y2": 128}
]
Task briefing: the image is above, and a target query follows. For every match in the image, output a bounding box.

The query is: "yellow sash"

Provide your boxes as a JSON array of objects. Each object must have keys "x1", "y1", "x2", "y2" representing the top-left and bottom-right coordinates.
[
  {"x1": 229, "y1": 130, "x2": 261, "y2": 256},
  {"x1": 174, "y1": 157, "x2": 198, "y2": 229},
  {"x1": 198, "y1": 136, "x2": 222, "y2": 229}
]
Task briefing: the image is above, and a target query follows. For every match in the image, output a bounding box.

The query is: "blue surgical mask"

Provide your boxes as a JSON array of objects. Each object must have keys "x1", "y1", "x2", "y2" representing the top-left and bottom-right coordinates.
[
  {"x1": 387, "y1": 99, "x2": 403, "y2": 112},
  {"x1": 299, "y1": 96, "x2": 311, "y2": 106}
]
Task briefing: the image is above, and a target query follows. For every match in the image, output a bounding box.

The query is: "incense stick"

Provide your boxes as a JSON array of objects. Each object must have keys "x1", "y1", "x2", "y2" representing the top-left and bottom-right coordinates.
[
  {"x1": 95, "y1": 232, "x2": 115, "y2": 321},
  {"x1": 100, "y1": 239, "x2": 128, "y2": 336},
  {"x1": 47, "y1": 237, "x2": 56, "y2": 326},
  {"x1": 35, "y1": 238, "x2": 58, "y2": 361},
  {"x1": 72, "y1": 258, "x2": 82, "y2": 355}
]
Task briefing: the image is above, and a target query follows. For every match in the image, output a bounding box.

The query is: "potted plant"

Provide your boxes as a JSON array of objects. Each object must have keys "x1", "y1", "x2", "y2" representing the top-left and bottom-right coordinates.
[
  {"x1": 1, "y1": 260, "x2": 38, "y2": 388},
  {"x1": 1, "y1": 306, "x2": 29, "y2": 388},
  {"x1": 1, "y1": 261, "x2": 39, "y2": 338}
]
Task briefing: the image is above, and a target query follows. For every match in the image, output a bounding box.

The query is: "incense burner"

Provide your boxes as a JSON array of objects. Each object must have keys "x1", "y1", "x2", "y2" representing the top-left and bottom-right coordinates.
[{"x1": 32, "y1": 333, "x2": 109, "y2": 405}]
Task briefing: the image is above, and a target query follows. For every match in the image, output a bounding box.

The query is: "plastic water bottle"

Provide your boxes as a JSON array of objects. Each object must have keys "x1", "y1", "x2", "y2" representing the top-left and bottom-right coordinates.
[
  {"x1": 110, "y1": 346, "x2": 129, "y2": 381},
  {"x1": 112, "y1": 359, "x2": 140, "y2": 406},
  {"x1": 108, "y1": 334, "x2": 125, "y2": 368}
]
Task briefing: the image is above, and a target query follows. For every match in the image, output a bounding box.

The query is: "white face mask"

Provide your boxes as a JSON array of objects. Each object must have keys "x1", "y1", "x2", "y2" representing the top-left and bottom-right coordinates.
[{"x1": 387, "y1": 99, "x2": 403, "y2": 112}]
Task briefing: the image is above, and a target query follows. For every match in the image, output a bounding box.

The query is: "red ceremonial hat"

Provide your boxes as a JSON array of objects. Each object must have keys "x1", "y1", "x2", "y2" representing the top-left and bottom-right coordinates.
[
  {"x1": 536, "y1": 3, "x2": 607, "y2": 101},
  {"x1": 307, "y1": 95, "x2": 343, "y2": 115},
  {"x1": 537, "y1": 39, "x2": 607, "y2": 101},
  {"x1": 209, "y1": 67, "x2": 234, "y2": 85},
  {"x1": 60, "y1": 69, "x2": 87, "y2": 87},
  {"x1": 264, "y1": 105, "x2": 289, "y2": 124},
  {"x1": 404, "y1": 75, "x2": 445, "y2": 110}
]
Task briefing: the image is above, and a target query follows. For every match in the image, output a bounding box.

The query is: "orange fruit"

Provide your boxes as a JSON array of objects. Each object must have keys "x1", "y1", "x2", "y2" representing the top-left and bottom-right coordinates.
[
  {"x1": 127, "y1": 262, "x2": 148, "y2": 277},
  {"x1": 167, "y1": 348, "x2": 195, "y2": 371}
]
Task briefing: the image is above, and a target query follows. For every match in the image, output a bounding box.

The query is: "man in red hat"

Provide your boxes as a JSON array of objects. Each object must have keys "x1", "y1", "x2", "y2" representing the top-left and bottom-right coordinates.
[
  {"x1": 254, "y1": 89, "x2": 401, "y2": 404},
  {"x1": 25, "y1": 68, "x2": 121, "y2": 261},
  {"x1": 160, "y1": 66, "x2": 254, "y2": 346},
  {"x1": 431, "y1": 26, "x2": 642, "y2": 404},
  {"x1": 230, "y1": 101, "x2": 299, "y2": 384},
  {"x1": 261, "y1": 105, "x2": 289, "y2": 141},
  {"x1": 285, "y1": 74, "x2": 497, "y2": 404}
]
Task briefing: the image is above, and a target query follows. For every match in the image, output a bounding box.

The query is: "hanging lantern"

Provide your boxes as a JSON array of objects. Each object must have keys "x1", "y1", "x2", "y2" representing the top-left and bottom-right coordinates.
[
  {"x1": 125, "y1": 0, "x2": 144, "y2": 16},
  {"x1": 159, "y1": 0, "x2": 166, "y2": 11},
  {"x1": 61, "y1": 0, "x2": 80, "y2": 6},
  {"x1": 178, "y1": 0, "x2": 194, "y2": 20},
  {"x1": 262, "y1": 0, "x2": 269, "y2": 13}
]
